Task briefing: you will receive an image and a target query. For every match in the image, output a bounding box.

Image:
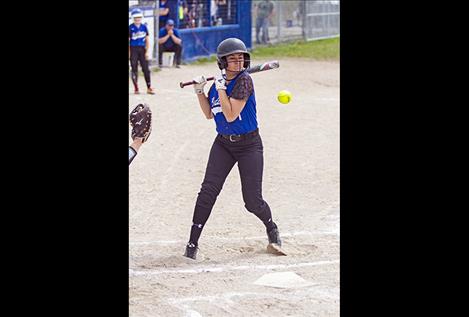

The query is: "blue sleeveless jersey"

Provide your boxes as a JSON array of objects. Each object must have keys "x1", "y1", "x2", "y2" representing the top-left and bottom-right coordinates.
[{"x1": 208, "y1": 71, "x2": 258, "y2": 135}]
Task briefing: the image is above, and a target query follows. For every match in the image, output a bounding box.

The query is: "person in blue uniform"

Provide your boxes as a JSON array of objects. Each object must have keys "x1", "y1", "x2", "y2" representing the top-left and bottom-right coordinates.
[
  {"x1": 183, "y1": 38, "x2": 284, "y2": 260},
  {"x1": 158, "y1": 19, "x2": 183, "y2": 68},
  {"x1": 129, "y1": 8, "x2": 155, "y2": 94}
]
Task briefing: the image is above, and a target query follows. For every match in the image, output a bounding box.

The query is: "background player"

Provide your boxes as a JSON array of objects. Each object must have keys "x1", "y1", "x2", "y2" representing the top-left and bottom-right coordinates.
[{"x1": 129, "y1": 8, "x2": 155, "y2": 95}]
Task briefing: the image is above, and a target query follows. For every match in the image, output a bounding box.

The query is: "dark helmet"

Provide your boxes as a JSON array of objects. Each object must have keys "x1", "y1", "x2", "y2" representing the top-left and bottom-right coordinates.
[{"x1": 216, "y1": 38, "x2": 250, "y2": 70}]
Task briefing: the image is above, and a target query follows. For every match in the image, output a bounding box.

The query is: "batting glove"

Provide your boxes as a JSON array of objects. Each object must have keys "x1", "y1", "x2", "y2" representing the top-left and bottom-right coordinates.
[
  {"x1": 214, "y1": 74, "x2": 226, "y2": 91},
  {"x1": 193, "y1": 75, "x2": 207, "y2": 94}
]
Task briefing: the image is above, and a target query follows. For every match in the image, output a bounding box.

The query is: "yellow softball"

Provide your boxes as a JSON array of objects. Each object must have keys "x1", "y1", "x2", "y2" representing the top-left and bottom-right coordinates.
[{"x1": 277, "y1": 90, "x2": 292, "y2": 104}]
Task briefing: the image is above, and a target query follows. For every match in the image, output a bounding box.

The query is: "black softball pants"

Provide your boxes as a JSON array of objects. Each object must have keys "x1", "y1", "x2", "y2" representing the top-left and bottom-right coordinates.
[
  {"x1": 129, "y1": 46, "x2": 151, "y2": 89},
  {"x1": 188, "y1": 131, "x2": 276, "y2": 245}
]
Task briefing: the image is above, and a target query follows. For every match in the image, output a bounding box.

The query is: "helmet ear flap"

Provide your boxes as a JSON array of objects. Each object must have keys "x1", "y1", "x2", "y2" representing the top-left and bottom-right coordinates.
[
  {"x1": 243, "y1": 53, "x2": 250, "y2": 69},
  {"x1": 217, "y1": 57, "x2": 228, "y2": 70}
]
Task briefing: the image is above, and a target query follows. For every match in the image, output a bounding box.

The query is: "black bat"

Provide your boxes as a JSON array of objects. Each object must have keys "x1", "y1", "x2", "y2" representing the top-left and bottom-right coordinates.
[{"x1": 179, "y1": 60, "x2": 280, "y2": 88}]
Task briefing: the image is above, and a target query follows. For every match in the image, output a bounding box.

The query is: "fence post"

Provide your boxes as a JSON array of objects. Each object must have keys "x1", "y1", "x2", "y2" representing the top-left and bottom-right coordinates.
[
  {"x1": 154, "y1": 0, "x2": 159, "y2": 65},
  {"x1": 276, "y1": 0, "x2": 281, "y2": 41},
  {"x1": 302, "y1": 0, "x2": 307, "y2": 40}
]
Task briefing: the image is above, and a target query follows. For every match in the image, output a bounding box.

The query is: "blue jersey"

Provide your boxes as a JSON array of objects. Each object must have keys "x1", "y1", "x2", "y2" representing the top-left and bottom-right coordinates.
[
  {"x1": 129, "y1": 23, "x2": 149, "y2": 47},
  {"x1": 159, "y1": 27, "x2": 181, "y2": 48},
  {"x1": 208, "y1": 71, "x2": 258, "y2": 135}
]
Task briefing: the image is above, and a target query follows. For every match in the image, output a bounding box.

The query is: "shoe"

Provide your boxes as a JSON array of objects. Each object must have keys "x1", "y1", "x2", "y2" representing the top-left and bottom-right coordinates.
[
  {"x1": 266, "y1": 227, "x2": 287, "y2": 255},
  {"x1": 267, "y1": 227, "x2": 282, "y2": 246},
  {"x1": 147, "y1": 87, "x2": 155, "y2": 95},
  {"x1": 134, "y1": 89, "x2": 139, "y2": 95},
  {"x1": 175, "y1": 65, "x2": 181, "y2": 68},
  {"x1": 183, "y1": 242, "x2": 198, "y2": 259}
]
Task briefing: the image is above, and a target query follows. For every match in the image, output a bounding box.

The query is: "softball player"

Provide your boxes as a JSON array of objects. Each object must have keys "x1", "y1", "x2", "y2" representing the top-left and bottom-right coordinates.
[
  {"x1": 129, "y1": 9, "x2": 155, "y2": 95},
  {"x1": 183, "y1": 38, "x2": 284, "y2": 260}
]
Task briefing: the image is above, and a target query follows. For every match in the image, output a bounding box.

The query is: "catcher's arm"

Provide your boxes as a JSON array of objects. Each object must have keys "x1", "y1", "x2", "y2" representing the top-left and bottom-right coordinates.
[{"x1": 129, "y1": 139, "x2": 143, "y2": 165}]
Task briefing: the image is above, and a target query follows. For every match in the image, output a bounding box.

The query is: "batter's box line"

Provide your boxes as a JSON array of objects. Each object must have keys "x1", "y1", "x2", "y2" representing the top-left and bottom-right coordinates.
[{"x1": 129, "y1": 259, "x2": 339, "y2": 276}]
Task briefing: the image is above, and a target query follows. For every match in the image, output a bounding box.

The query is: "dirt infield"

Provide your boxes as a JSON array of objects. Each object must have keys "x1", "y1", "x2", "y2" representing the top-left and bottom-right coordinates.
[{"x1": 129, "y1": 58, "x2": 339, "y2": 316}]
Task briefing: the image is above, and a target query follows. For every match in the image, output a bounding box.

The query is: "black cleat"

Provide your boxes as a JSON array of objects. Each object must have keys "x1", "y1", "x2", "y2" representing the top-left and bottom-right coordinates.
[
  {"x1": 266, "y1": 227, "x2": 287, "y2": 256},
  {"x1": 267, "y1": 227, "x2": 282, "y2": 247},
  {"x1": 184, "y1": 242, "x2": 198, "y2": 260}
]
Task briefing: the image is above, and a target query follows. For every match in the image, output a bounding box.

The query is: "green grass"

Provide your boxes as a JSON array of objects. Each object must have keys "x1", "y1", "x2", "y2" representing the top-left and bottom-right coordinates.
[
  {"x1": 251, "y1": 37, "x2": 339, "y2": 60},
  {"x1": 186, "y1": 37, "x2": 339, "y2": 64},
  {"x1": 190, "y1": 55, "x2": 218, "y2": 65}
]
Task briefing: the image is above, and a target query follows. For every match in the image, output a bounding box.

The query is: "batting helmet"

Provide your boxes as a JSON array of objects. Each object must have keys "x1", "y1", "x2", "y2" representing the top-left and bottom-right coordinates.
[
  {"x1": 216, "y1": 38, "x2": 251, "y2": 70},
  {"x1": 131, "y1": 8, "x2": 143, "y2": 19}
]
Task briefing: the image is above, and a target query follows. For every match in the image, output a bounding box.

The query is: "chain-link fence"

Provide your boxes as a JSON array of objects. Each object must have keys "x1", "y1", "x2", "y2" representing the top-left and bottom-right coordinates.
[
  {"x1": 304, "y1": 0, "x2": 340, "y2": 41},
  {"x1": 252, "y1": 0, "x2": 340, "y2": 46},
  {"x1": 178, "y1": 0, "x2": 239, "y2": 29}
]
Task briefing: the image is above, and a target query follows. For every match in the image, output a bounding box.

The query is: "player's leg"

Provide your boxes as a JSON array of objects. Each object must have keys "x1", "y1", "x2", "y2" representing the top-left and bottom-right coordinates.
[
  {"x1": 265, "y1": 19, "x2": 271, "y2": 43},
  {"x1": 255, "y1": 17, "x2": 262, "y2": 44},
  {"x1": 158, "y1": 44, "x2": 165, "y2": 66},
  {"x1": 236, "y1": 134, "x2": 283, "y2": 250},
  {"x1": 184, "y1": 137, "x2": 237, "y2": 259},
  {"x1": 137, "y1": 46, "x2": 154, "y2": 94},
  {"x1": 173, "y1": 44, "x2": 182, "y2": 67},
  {"x1": 261, "y1": 18, "x2": 268, "y2": 44},
  {"x1": 130, "y1": 47, "x2": 139, "y2": 93}
]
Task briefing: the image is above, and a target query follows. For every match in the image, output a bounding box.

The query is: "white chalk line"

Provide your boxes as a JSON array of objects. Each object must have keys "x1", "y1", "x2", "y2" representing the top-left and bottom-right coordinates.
[
  {"x1": 169, "y1": 291, "x2": 284, "y2": 304},
  {"x1": 129, "y1": 230, "x2": 338, "y2": 246},
  {"x1": 129, "y1": 259, "x2": 339, "y2": 276},
  {"x1": 167, "y1": 287, "x2": 339, "y2": 316}
]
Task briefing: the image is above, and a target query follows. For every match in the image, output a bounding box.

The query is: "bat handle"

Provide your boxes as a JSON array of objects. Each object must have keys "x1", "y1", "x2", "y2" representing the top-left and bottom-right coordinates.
[
  {"x1": 180, "y1": 76, "x2": 215, "y2": 88},
  {"x1": 180, "y1": 81, "x2": 194, "y2": 88}
]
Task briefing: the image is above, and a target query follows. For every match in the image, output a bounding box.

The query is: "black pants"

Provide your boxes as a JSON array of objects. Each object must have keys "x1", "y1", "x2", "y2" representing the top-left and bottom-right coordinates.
[
  {"x1": 188, "y1": 131, "x2": 276, "y2": 245},
  {"x1": 129, "y1": 46, "x2": 151, "y2": 89},
  {"x1": 158, "y1": 44, "x2": 182, "y2": 66}
]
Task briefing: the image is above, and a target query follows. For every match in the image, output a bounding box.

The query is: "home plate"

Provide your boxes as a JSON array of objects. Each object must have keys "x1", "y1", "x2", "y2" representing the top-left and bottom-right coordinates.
[{"x1": 253, "y1": 271, "x2": 316, "y2": 289}]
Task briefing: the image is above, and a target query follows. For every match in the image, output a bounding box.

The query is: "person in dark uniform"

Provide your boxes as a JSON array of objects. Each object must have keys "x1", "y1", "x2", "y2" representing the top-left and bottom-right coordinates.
[
  {"x1": 129, "y1": 9, "x2": 155, "y2": 94},
  {"x1": 159, "y1": 0, "x2": 170, "y2": 30},
  {"x1": 183, "y1": 38, "x2": 284, "y2": 260}
]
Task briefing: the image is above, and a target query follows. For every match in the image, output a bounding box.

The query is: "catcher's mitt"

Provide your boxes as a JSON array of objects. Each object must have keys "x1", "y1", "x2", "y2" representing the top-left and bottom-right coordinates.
[{"x1": 129, "y1": 103, "x2": 152, "y2": 142}]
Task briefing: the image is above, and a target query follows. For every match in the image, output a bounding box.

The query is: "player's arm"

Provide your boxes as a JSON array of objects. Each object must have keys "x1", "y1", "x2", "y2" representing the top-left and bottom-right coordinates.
[
  {"x1": 215, "y1": 75, "x2": 252, "y2": 122},
  {"x1": 158, "y1": 33, "x2": 170, "y2": 44},
  {"x1": 193, "y1": 76, "x2": 212, "y2": 119},
  {"x1": 197, "y1": 94, "x2": 213, "y2": 119},
  {"x1": 218, "y1": 91, "x2": 247, "y2": 122},
  {"x1": 145, "y1": 35, "x2": 150, "y2": 51},
  {"x1": 145, "y1": 35, "x2": 151, "y2": 59},
  {"x1": 160, "y1": 7, "x2": 169, "y2": 16},
  {"x1": 170, "y1": 31, "x2": 182, "y2": 46},
  {"x1": 129, "y1": 139, "x2": 143, "y2": 165}
]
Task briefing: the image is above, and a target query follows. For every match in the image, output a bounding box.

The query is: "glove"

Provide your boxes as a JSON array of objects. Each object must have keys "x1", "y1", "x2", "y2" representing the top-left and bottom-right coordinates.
[
  {"x1": 193, "y1": 75, "x2": 207, "y2": 94},
  {"x1": 129, "y1": 103, "x2": 152, "y2": 143},
  {"x1": 214, "y1": 74, "x2": 226, "y2": 90}
]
